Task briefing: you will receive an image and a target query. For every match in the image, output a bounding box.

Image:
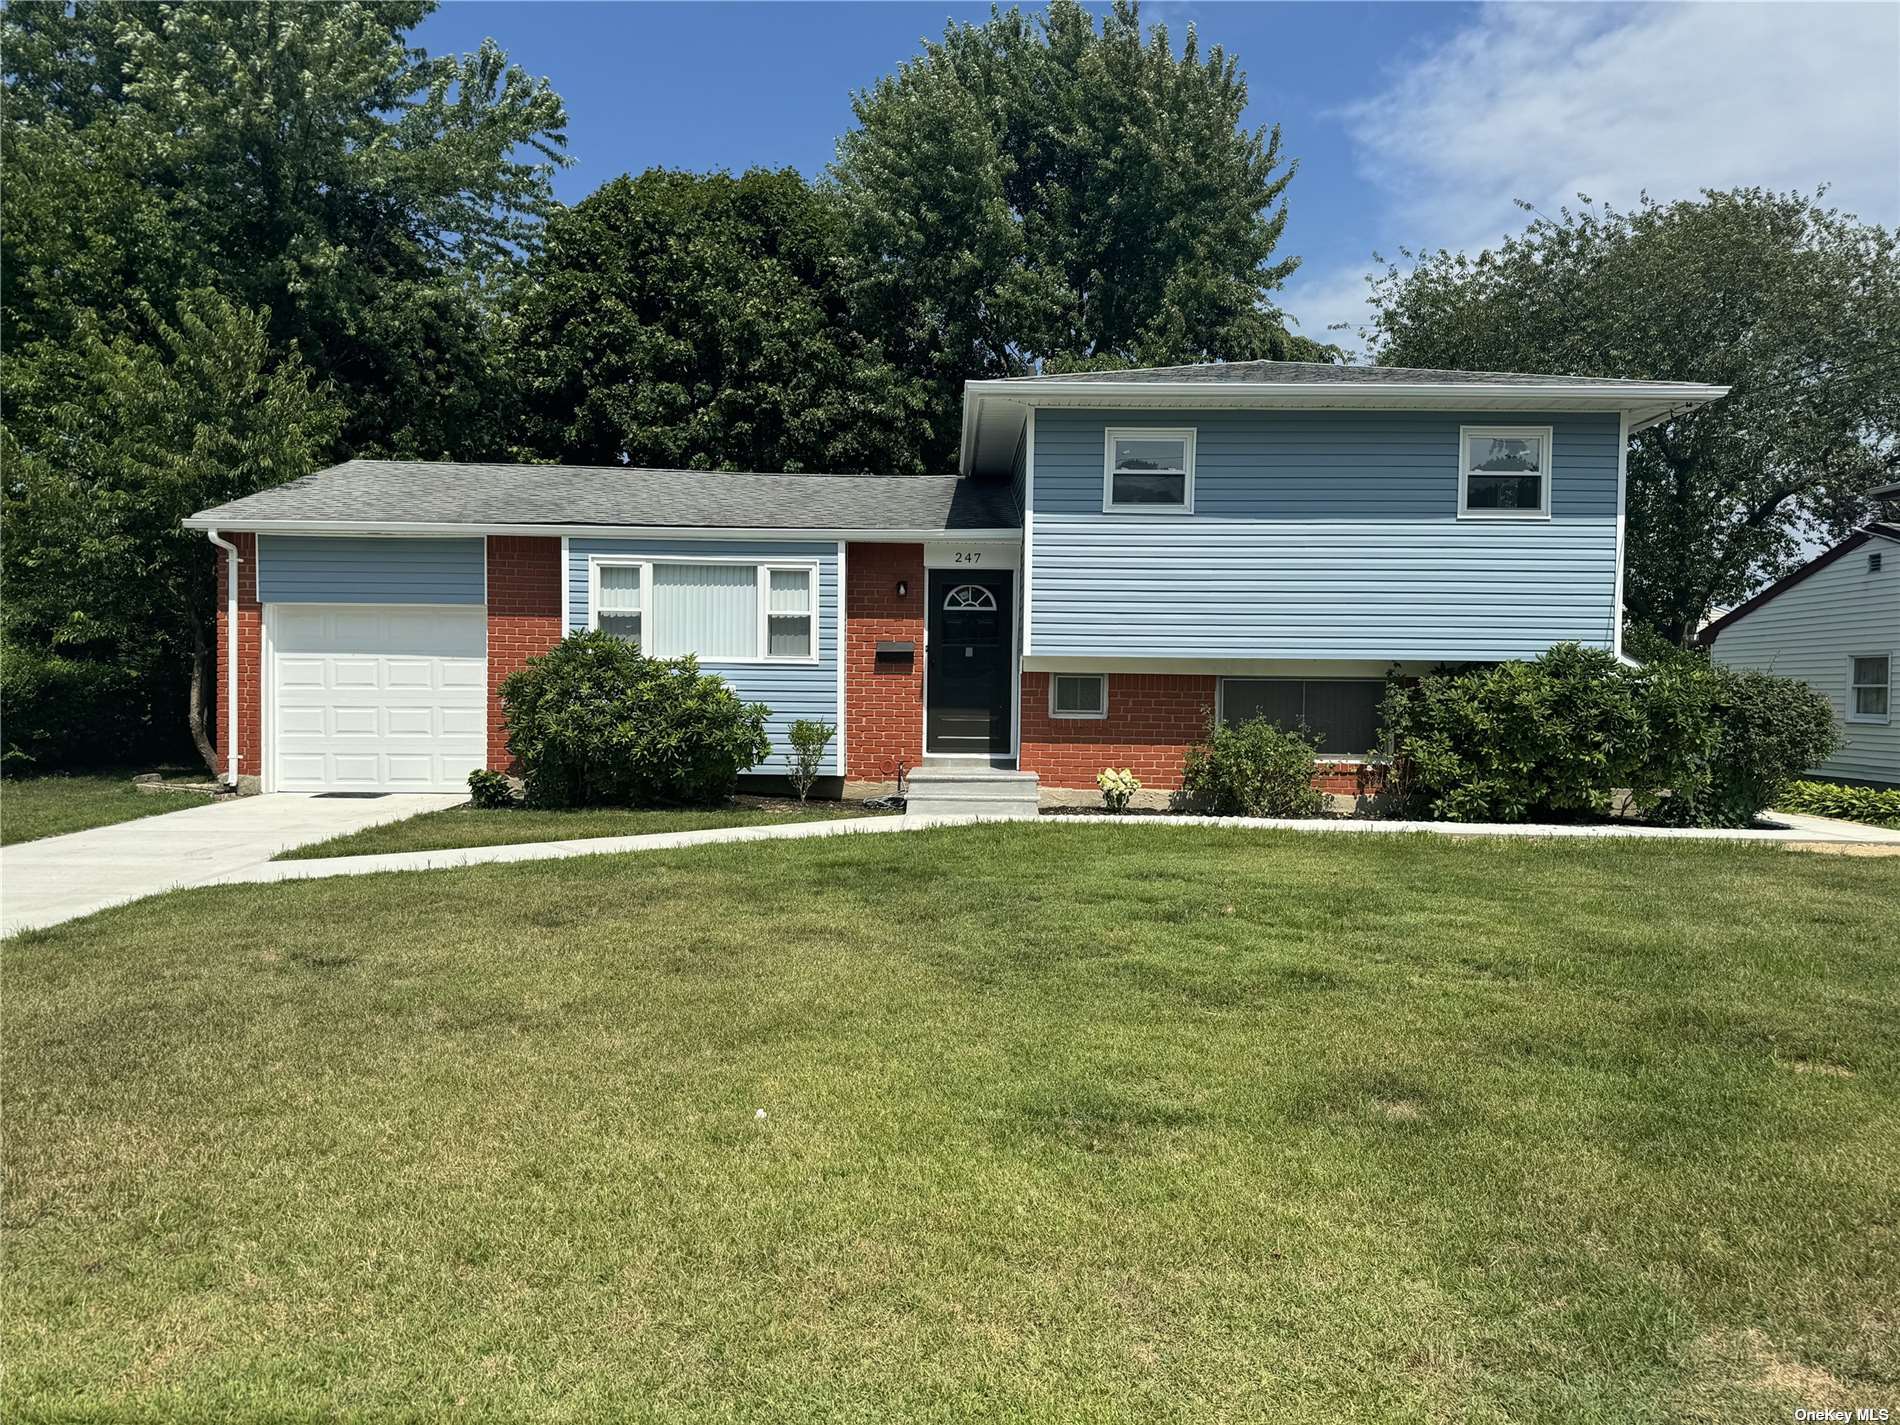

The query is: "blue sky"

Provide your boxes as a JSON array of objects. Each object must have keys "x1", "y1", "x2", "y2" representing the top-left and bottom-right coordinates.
[{"x1": 419, "y1": 1, "x2": 1900, "y2": 356}]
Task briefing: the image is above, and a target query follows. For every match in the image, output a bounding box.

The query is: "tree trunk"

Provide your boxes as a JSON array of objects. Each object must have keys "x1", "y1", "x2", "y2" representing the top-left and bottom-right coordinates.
[{"x1": 185, "y1": 605, "x2": 219, "y2": 778}]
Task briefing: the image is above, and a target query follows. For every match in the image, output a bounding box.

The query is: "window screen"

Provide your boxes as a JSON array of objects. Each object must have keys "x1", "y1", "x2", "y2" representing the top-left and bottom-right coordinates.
[{"x1": 1220, "y1": 679, "x2": 1384, "y2": 756}]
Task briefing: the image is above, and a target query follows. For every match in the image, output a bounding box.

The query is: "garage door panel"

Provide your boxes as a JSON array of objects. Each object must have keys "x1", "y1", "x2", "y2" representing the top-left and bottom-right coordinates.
[{"x1": 269, "y1": 605, "x2": 487, "y2": 793}]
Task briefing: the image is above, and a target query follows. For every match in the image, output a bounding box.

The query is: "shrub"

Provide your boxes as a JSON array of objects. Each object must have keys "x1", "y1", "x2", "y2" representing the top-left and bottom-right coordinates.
[
  {"x1": 1380, "y1": 644, "x2": 1653, "y2": 822},
  {"x1": 1382, "y1": 644, "x2": 1838, "y2": 827},
  {"x1": 786, "y1": 720, "x2": 835, "y2": 802},
  {"x1": 499, "y1": 631, "x2": 772, "y2": 808},
  {"x1": 1096, "y1": 767, "x2": 1141, "y2": 813},
  {"x1": 466, "y1": 769, "x2": 517, "y2": 810},
  {"x1": 1181, "y1": 716, "x2": 1325, "y2": 817},
  {"x1": 0, "y1": 638, "x2": 153, "y2": 774},
  {"x1": 1657, "y1": 667, "x2": 1838, "y2": 827},
  {"x1": 1775, "y1": 779, "x2": 1900, "y2": 828}
]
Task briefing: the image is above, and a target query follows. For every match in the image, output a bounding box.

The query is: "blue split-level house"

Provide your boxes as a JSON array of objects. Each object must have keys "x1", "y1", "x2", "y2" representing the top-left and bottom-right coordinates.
[{"x1": 185, "y1": 360, "x2": 1728, "y2": 812}]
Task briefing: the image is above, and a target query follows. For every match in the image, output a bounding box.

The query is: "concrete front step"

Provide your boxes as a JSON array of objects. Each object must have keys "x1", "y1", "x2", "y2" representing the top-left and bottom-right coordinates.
[{"x1": 905, "y1": 768, "x2": 1041, "y2": 819}]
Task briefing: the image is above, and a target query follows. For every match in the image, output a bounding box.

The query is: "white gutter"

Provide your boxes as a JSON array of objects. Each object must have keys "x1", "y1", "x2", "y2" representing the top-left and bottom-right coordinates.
[
  {"x1": 180, "y1": 520, "x2": 1024, "y2": 541},
  {"x1": 205, "y1": 529, "x2": 240, "y2": 787}
]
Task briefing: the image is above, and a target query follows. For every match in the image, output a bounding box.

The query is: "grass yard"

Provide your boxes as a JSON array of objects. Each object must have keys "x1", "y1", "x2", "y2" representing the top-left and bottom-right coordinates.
[
  {"x1": 0, "y1": 770, "x2": 218, "y2": 846},
  {"x1": 5, "y1": 826, "x2": 1896, "y2": 1421},
  {"x1": 276, "y1": 797, "x2": 886, "y2": 859}
]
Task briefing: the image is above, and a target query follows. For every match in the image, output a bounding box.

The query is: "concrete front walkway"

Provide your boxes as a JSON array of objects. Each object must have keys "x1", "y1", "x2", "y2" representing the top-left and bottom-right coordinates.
[
  {"x1": 203, "y1": 803, "x2": 1900, "y2": 892},
  {"x1": 1, "y1": 792, "x2": 464, "y2": 934}
]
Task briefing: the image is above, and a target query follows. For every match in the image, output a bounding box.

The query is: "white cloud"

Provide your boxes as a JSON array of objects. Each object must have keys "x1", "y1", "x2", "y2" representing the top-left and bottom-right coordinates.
[{"x1": 1284, "y1": 1, "x2": 1900, "y2": 357}]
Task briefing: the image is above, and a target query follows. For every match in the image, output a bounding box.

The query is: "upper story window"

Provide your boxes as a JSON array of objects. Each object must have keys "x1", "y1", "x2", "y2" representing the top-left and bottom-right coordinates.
[
  {"x1": 1848, "y1": 654, "x2": 1891, "y2": 724},
  {"x1": 1459, "y1": 426, "x2": 1552, "y2": 519},
  {"x1": 1104, "y1": 428, "x2": 1195, "y2": 513},
  {"x1": 589, "y1": 559, "x2": 818, "y2": 663}
]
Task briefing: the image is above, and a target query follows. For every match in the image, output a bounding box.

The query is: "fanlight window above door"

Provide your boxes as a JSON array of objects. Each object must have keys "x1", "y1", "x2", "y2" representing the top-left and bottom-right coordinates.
[{"x1": 943, "y1": 584, "x2": 998, "y2": 611}]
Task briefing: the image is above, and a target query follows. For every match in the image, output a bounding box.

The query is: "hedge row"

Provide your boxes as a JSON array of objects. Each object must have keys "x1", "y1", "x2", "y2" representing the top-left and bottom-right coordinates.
[{"x1": 1775, "y1": 780, "x2": 1900, "y2": 829}]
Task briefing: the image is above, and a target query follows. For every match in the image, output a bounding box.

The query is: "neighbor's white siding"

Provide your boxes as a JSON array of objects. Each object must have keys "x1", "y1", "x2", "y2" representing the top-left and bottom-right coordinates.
[{"x1": 1709, "y1": 536, "x2": 1900, "y2": 784}]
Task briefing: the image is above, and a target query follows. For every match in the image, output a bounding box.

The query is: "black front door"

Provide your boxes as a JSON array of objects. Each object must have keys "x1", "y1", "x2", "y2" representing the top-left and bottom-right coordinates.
[{"x1": 926, "y1": 570, "x2": 1013, "y2": 755}]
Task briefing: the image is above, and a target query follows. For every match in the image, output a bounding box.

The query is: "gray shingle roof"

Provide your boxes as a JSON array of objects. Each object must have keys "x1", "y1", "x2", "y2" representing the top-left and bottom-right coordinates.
[
  {"x1": 1017, "y1": 359, "x2": 1651, "y2": 387},
  {"x1": 187, "y1": 460, "x2": 1021, "y2": 532}
]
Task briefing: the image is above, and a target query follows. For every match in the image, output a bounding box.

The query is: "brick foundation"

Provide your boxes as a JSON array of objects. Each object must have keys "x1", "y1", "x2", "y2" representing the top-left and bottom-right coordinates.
[
  {"x1": 485, "y1": 536, "x2": 565, "y2": 771},
  {"x1": 1019, "y1": 672, "x2": 1215, "y2": 790},
  {"x1": 843, "y1": 542, "x2": 925, "y2": 783},
  {"x1": 1019, "y1": 671, "x2": 1390, "y2": 800},
  {"x1": 214, "y1": 531, "x2": 262, "y2": 783}
]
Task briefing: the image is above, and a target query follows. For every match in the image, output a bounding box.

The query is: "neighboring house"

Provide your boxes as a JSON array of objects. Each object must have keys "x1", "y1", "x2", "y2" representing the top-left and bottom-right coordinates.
[
  {"x1": 1701, "y1": 503, "x2": 1900, "y2": 786},
  {"x1": 184, "y1": 360, "x2": 1726, "y2": 801}
]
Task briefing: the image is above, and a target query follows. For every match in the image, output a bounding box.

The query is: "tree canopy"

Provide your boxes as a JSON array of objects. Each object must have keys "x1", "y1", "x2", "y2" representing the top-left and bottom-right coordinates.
[
  {"x1": 833, "y1": 0, "x2": 1331, "y2": 464},
  {"x1": 513, "y1": 170, "x2": 930, "y2": 474},
  {"x1": 1366, "y1": 189, "x2": 1900, "y2": 644}
]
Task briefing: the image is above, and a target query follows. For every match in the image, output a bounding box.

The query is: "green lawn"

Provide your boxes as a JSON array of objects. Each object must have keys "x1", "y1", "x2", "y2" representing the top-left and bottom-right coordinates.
[
  {"x1": 276, "y1": 797, "x2": 885, "y2": 859},
  {"x1": 5, "y1": 826, "x2": 1895, "y2": 1421},
  {"x1": 0, "y1": 770, "x2": 218, "y2": 846}
]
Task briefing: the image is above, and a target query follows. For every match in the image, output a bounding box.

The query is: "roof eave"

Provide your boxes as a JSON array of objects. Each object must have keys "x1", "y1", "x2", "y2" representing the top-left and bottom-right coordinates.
[{"x1": 182, "y1": 516, "x2": 1024, "y2": 541}]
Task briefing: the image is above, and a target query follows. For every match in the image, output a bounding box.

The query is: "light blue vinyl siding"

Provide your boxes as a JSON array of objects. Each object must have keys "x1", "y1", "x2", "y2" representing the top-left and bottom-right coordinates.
[
  {"x1": 257, "y1": 536, "x2": 486, "y2": 605},
  {"x1": 1030, "y1": 409, "x2": 1621, "y2": 661},
  {"x1": 568, "y1": 538, "x2": 841, "y2": 775}
]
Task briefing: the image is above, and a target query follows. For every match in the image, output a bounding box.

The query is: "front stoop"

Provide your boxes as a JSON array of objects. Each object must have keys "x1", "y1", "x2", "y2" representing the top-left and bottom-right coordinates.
[{"x1": 904, "y1": 767, "x2": 1041, "y2": 819}]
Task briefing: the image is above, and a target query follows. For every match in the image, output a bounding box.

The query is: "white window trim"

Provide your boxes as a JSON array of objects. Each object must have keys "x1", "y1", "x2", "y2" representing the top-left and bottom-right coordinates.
[
  {"x1": 1048, "y1": 673, "x2": 1108, "y2": 720},
  {"x1": 1103, "y1": 427, "x2": 1196, "y2": 515},
  {"x1": 585, "y1": 555, "x2": 820, "y2": 665},
  {"x1": 1458, "y1": 425, "x2": 1553, "y2": 521},
  {"x1": 1846, "y1": 651, "x2": 1892, "y2": 725}
]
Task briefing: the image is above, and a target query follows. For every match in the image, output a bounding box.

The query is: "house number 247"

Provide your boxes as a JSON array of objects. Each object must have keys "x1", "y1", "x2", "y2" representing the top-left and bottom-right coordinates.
[{"x1": 952, "y1": 551, "x2": 982, "y2": 565}]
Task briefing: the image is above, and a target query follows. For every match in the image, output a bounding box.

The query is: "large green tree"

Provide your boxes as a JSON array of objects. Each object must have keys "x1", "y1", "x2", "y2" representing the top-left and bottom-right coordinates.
[
  {"x1": 514, "y1": 169, "x2": 930, "y2": 474},
  {"x1": 2, "y1": 0, "x2": 569, "y2": 459},
  {"x1": 1366, "y1": 189, "x2": 1900, "y2": 645},
  {"x1": 2, "y1": 294, "x2": 342, "y2": 771},
  {"x1": 2, "y1": 1, "x2": 569, "y2": 767},
  {"x1": 833, "y1": 0, "x2": 1331, "y2": 466}
]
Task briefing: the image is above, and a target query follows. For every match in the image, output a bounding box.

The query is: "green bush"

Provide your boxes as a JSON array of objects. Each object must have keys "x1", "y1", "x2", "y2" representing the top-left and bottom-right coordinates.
[
  {"x1": 1657, "y1": 667, "x2": 1839, "y2": 827},
  {"x1": 1775, "y1": 779, "x2": 1900, "y2": 828},
  {"x1": 499, "y1": 631, "x2": 772, "y2": 808},
  {"x1": 466, "y1": 769, "x2": 518, "y2": 810},
  {"x1": 1182, "y1": 716, "x2": 1326, "y2": 817},
  {"x1": 1382, "y1": 644, "x2": 1836, "y2": 827},
  {"x1": 786, "y1": 720, "x2": 835, "y2": 802},
  {"x1": 0, "y1": 638, "x2": 155, "y2": 774}
]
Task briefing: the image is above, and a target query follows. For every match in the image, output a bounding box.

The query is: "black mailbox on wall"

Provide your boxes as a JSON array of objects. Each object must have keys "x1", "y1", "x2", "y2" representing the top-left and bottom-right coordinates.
[{"x1": 875, "y1": 641, "x2": 915, "y2": 671}]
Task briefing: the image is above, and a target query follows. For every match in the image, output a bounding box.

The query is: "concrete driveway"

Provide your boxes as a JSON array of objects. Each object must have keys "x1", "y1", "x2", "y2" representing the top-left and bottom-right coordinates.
[{"x1": 1, "y1": 793, "x2": 463, "y2": 935}]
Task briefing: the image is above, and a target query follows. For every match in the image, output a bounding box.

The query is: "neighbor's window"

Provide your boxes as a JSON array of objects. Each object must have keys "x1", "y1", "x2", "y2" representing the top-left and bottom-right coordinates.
[
  {"x1": 1849, "y1": 654, "x2": 1891, "y2": 723},
  {"x1": 1219, "y1": 678, "x2": 1385, "y2": 757},
  {"x1": 1460, "y1": 426, "x2": 1551, "y2": 518},
  {"x1": 593, "y1": 560, "x2": 818, "y2": 662},
  {"x1": 1050, "y1": 673, "x2": 1107, "y2": 719},
  {"x1": 596, "y1": 564, "x2": 643, "y2": 646},
  {"x1": 1104, "y1": 428, "x2": 1195, "y2": 512}
]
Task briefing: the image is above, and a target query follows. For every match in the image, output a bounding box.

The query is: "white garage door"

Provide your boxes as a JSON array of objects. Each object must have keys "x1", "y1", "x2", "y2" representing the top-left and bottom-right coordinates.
[{"x1": 269, "y1": 605, "x2": 487, "y2": 792}]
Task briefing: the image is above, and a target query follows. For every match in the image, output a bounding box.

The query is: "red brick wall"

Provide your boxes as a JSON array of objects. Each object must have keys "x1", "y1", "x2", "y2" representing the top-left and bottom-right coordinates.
[
  {"x1": 844, "y1": 542, "x2": 925, "y2": 782},
  {"x1": 214, "y1": 532, "x2": 261, "y2": 782},
  {"x1": 1019, "y1": 672, "x2": 1215, "y2": 790},
  {"x1": 485, "y1": 536, "x2": 565, "y2": 771},
  {"x1": 1020, "y1": 671, "x2": 1389, "y2": 797}
]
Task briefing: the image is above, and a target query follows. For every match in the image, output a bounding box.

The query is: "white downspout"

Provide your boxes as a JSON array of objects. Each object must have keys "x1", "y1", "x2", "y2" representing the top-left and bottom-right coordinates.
[{"x1": 205, "y1": 529, "x2": 240, "y2": 787}]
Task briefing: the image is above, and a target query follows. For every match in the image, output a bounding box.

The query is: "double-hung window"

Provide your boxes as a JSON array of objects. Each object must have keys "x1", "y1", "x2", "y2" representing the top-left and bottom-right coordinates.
[
  {"x1": 1459, "y1": 426, "x2": 1552, "y2": 518},
  {"x1": 1848, "y1": 654, "x2": 1891, "y2": 723},
  {"x1": 1104, "y1": 428, "x2": 1195, "y2": 512},
  {"x1": 590, "y1": 559, "x2": 818, "y2": 663}
]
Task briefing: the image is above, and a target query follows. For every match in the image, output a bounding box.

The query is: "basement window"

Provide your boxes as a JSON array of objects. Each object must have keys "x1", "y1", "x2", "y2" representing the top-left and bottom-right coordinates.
[
  {"x1": 1050, "y1": 674, "x2": 1108, "y2": 719},
  {"x1": 1218, "y1": 678, "x2": 1386, "y2": 758}
]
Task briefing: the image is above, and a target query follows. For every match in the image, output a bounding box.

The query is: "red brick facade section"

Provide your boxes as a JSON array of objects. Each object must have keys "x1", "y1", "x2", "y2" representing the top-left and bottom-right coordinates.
[
  {"x1": 844, "y1": 542, "x2": 925, "y2": 782},
  {"x1": 485, "y1": 536, "x2": 565, "y2": 771},
  {"x1": 1019, "y1": 671, "x2": 1391, "y2": 796},
  {"x1": 214, "y1": 531, "x2": 262, "y2": 781},
  {"x1": 1019, "y1": 672, "x2": 1215, "y2": 790}
]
